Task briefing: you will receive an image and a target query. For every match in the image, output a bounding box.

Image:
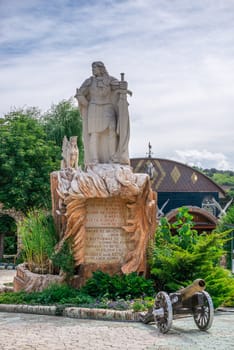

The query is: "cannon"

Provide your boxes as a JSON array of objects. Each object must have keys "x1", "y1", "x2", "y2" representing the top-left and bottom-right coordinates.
[{"x1": 140, "y1": 279, "x2": 214, "y2": 333}]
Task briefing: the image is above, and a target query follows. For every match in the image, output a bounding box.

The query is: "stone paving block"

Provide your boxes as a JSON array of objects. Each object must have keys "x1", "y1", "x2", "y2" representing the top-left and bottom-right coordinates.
[{"x1": 0, "y1": 311, "x2": 234, "y2": 349}]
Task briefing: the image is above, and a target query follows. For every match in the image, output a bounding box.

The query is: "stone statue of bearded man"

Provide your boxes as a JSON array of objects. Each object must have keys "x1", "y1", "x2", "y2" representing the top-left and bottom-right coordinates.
[{"x1": 75, "y1": 61, "x2": 131, "y2": 166}]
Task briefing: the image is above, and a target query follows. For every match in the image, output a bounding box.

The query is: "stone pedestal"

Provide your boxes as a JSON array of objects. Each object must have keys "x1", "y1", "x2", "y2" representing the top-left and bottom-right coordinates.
[{"x1": 51, "y1": 164, "x2": 156, "y2": 286}]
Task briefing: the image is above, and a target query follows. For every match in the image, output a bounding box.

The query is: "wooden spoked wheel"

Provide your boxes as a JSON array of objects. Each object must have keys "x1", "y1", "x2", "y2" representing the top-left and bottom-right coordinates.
[
  {"x1": 193, "y1": 291, "x2": 214, "y2": 331},
  {"x1": 153, "y1": 291, "x2": 173, "y2": 333}
]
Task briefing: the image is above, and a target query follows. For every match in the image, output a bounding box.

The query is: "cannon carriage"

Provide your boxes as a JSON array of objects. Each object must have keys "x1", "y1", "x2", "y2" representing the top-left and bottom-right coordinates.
[{"x1": 140, "y1": 279, "x2": 214, "y2": 333}]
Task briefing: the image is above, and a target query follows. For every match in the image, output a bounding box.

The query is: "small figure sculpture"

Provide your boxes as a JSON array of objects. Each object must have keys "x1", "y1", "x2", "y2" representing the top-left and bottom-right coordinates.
[
  {"x1": 146, "y1": 161, "x2": 156, "y2": 180},
  {"x1": 145, "y1": 143, "x2": 156, "y2": 180},
  {"x1": 75, "y1": 61, "x2": 131, "y2": 166},
  {"x1": 61, "y1": 136, "x2": 79, "y2": 169}
]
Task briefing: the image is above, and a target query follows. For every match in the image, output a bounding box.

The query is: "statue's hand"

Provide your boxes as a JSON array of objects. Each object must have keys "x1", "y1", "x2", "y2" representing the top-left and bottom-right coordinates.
[
  {"x1": 127, "y1": 90, "x2": 133, "y2": 97},
  {"x1": 119, "y1": 81, "x2": 128, "y2": 90}
]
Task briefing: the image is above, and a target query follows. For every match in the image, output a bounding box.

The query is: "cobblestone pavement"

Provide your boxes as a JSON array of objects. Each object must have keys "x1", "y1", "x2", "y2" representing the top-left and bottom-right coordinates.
[
  {"x1": 0, "y1": 270, "x2": 16, "y2": 285},
  {"x1": 0, "y1": 311, "x2": 233, "y2": 350},
  {"x1": 1, "y1": 270, "x2": 234, "y2": 349}
]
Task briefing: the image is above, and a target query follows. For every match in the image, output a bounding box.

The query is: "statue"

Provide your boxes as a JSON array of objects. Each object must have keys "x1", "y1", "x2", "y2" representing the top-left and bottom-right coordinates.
[
  {"x1": 75, "y1": 61, "x2": 131, "y2": 166},
  {"x1": 61, "y1": 136, "x2": 79, "y2": 169},
  {"x1": 49, "y1": 63, "x2": 157, "y2": 286}
]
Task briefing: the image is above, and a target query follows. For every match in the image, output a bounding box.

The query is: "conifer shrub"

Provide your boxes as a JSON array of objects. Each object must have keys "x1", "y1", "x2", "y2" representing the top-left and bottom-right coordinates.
[
  {"x1": 215, "y1": 204, "x2": 234, "y2": 269},
  {"x1": 149, "y1": 207, "x2": 234, "y2": 308}
]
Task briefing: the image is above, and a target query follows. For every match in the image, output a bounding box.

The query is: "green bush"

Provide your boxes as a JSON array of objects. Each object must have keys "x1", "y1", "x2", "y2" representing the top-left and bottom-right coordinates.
[
  {"x1": 18, "y1": 210, "x2": 57, "y2": 273},
  {"x1": 50, "y1": 239, "x2": 75, "y2": 278},
  {"x1": 4, "y1": 235, "x2": 17, "y2": 255},
  {"x1": 0, "y1": 284, "x2": 94, "y2": 306},
  {"x1": 0, "y1": 291, "x2": 26, "y2": 304},
  {"x1": 81, "y1": 271, "x2": 155, "y2": 300},
  {"x1": 132, "y1": 297, "x2": 154, "y2": 312},
  {"x1": 24, "y1": 284, "x2": 78, "y2": 304},
  {"x1": 0, "y1": 214, "x2": 17, "y2": 255},
  {"x1": 215, "y1": 204, "x2": 234, "y2": 269},
  {"x1": 204, "y1": 267, "x2": 234, "y2": 308},
  {"x1": 149, "y1": 207, "x2": 234, "y2": 308}
]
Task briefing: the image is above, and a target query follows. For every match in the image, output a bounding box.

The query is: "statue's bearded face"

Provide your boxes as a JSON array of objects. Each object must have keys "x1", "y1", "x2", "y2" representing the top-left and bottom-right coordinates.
[{"x1": 92, "y1": 64, "x2": 103, "y2": 77}]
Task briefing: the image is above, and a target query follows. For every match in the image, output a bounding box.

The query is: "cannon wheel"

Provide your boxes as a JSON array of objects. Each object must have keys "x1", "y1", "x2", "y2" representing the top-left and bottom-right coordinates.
[
  {"x1": 193, "y1": 291, "x2": 214, "y2": 331},
  {"x1": 153, "y1": 291, "x2": 173, "y2": 333}
]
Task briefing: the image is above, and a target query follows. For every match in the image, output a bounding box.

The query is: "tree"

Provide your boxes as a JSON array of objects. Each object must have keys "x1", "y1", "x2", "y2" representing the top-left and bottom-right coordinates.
[
  {"x1": 0, "y1": 109, "x2": 60, "y2": 212},
  {"x1": 0, "y1": 215, "x2": 17, "y2": 258},
  {"x1": 42, "y1": 99, "x2": 84, "y2": 165},
  {"x1": 202, "y1": 168, "x2": 234, "y2": 199}
]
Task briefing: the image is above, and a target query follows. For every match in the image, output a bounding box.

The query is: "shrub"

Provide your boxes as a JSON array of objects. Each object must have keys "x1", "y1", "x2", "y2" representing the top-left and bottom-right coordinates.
[
  {"x1": 149, "y1": 207, "x2": 234, "y2": 308},
  {"x1": 132, "y1": 297, "x2": 154, "y2": 312},
  {"x1": 0, "y1": 291, "x2": 26, "y2": 304},
  {"x1": 4, "y1": 235, "x2": 17, "y2": 255},
  {"x1": 81, "y1": 271, "x2": 155, "y2": 300},
  {"x1": 50, "y1": 239, "x2": 75, "y2": 279},
  {"x1": 204, "y1": 267, "x2": 234, "y2": 308},
  {"x1": 215, "y1": 204, "x2": 234, "y2": 269},
  {"x1": 0, "y1": 284, "x2": 94, "y2": 306},
  {"x1": 23, "y1": 284, "x2": 78, "y2": 304}
]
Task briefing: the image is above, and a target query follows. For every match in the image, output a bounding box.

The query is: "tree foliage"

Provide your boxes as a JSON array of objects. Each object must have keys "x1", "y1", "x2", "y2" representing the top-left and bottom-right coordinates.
[
  {"x1": 42, "y1": 99, "x2": 84, "y2": 165},
  {"x1": 0, "y1": 109, "x2": 60, "y2": 211},
  {"x1": 0, "y1": 99, "x2": 84, "y2": 212},
  {"x1": 203, "y1": 168, "x2": 234, "y2": 183},
  {"x1": 202, "y1": 168, "x2": 234, "y2": 198},
  {"x1": 0, "y1": 215, "x2": 17, "y2": 255}
]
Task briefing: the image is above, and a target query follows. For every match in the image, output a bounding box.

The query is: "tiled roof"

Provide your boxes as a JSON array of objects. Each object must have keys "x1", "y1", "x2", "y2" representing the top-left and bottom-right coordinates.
[{"x1": 130, "y1": 158, "x2": 226, "y2": 197}]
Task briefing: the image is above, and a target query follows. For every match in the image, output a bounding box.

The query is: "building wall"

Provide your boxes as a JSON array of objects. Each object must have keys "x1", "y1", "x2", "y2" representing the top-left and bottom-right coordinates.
[{"x1": 158, "y1": 192, "x2": 219, "y2": 217}]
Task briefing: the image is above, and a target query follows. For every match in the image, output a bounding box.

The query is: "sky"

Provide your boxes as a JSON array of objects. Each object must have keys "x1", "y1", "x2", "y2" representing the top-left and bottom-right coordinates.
[{"x1": 1, "y1": 0, "x2": 234, "y2": 170}]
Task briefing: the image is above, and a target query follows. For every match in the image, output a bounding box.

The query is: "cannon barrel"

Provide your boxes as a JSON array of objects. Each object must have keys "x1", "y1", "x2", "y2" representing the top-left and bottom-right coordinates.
[{"x1": 178, "y1": 279, "x2": 205, "y2": 301}]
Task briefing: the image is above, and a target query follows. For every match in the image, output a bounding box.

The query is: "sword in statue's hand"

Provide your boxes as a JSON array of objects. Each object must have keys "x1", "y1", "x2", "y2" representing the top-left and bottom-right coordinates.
[{"x1": 120, "y1": 73, "x2": 132, "y2": 96}]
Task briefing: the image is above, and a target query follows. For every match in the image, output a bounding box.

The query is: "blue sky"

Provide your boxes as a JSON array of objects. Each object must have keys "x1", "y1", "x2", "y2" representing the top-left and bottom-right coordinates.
[{"x1": 1, "y1": 0, "x2": 234, "y2": 170}]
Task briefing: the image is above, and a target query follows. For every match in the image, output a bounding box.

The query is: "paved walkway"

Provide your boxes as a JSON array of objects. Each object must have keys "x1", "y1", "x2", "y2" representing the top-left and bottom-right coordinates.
[
  {"x1": 0, "y1": 311, "x2": 234, "y2": 349},
  {"x1": 0, "y1": 270, "x2": 16, "y2": 285},
  {"x1": 1, "y1": 270, "x2": 234, "y2": 349}
]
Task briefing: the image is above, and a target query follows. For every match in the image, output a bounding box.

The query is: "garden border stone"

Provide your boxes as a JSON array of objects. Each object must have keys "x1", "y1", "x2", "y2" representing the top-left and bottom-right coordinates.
[
  {"x1": 63, "y1": 307, "x2": 141, "y2": 321},
  {"x1": 0, "y1": 304, "x2": 141, "y2": 321},
  {"x1": 0, "y1": 304, "x2": 58, "y2": 316}
]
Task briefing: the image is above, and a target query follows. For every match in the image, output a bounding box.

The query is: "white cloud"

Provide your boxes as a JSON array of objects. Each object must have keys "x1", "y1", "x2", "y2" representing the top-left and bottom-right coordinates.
[
  {"x1": 172, "y1": 149, "x2": 233, "y2": 171},
  {"x1": 0, "y1": 0, "x2": 234, "y2": 169}
]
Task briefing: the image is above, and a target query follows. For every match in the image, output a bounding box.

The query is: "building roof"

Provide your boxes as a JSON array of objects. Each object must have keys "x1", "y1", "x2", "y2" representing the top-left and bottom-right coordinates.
[{"x1": 130, "y1": 158, "x2": 226, "y2": 197}]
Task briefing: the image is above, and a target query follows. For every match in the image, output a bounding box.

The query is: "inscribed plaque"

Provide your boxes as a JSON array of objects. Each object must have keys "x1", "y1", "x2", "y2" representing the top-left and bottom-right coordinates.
[
  {"x1": 85, "y1": 198, "x2": 129, "y2": 264},
  {"x1": 86, "y1": 198, "x2": 126, "y2": 227}
]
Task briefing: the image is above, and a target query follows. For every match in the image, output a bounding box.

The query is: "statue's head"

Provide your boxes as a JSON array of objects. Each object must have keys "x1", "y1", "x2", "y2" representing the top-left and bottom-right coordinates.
[
  {"x1": 92, "y1": 61, "x2": 108, "y2": 76},
  {"x1": 70, "y1": 136, "x2": 77, "y2": 145}
]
